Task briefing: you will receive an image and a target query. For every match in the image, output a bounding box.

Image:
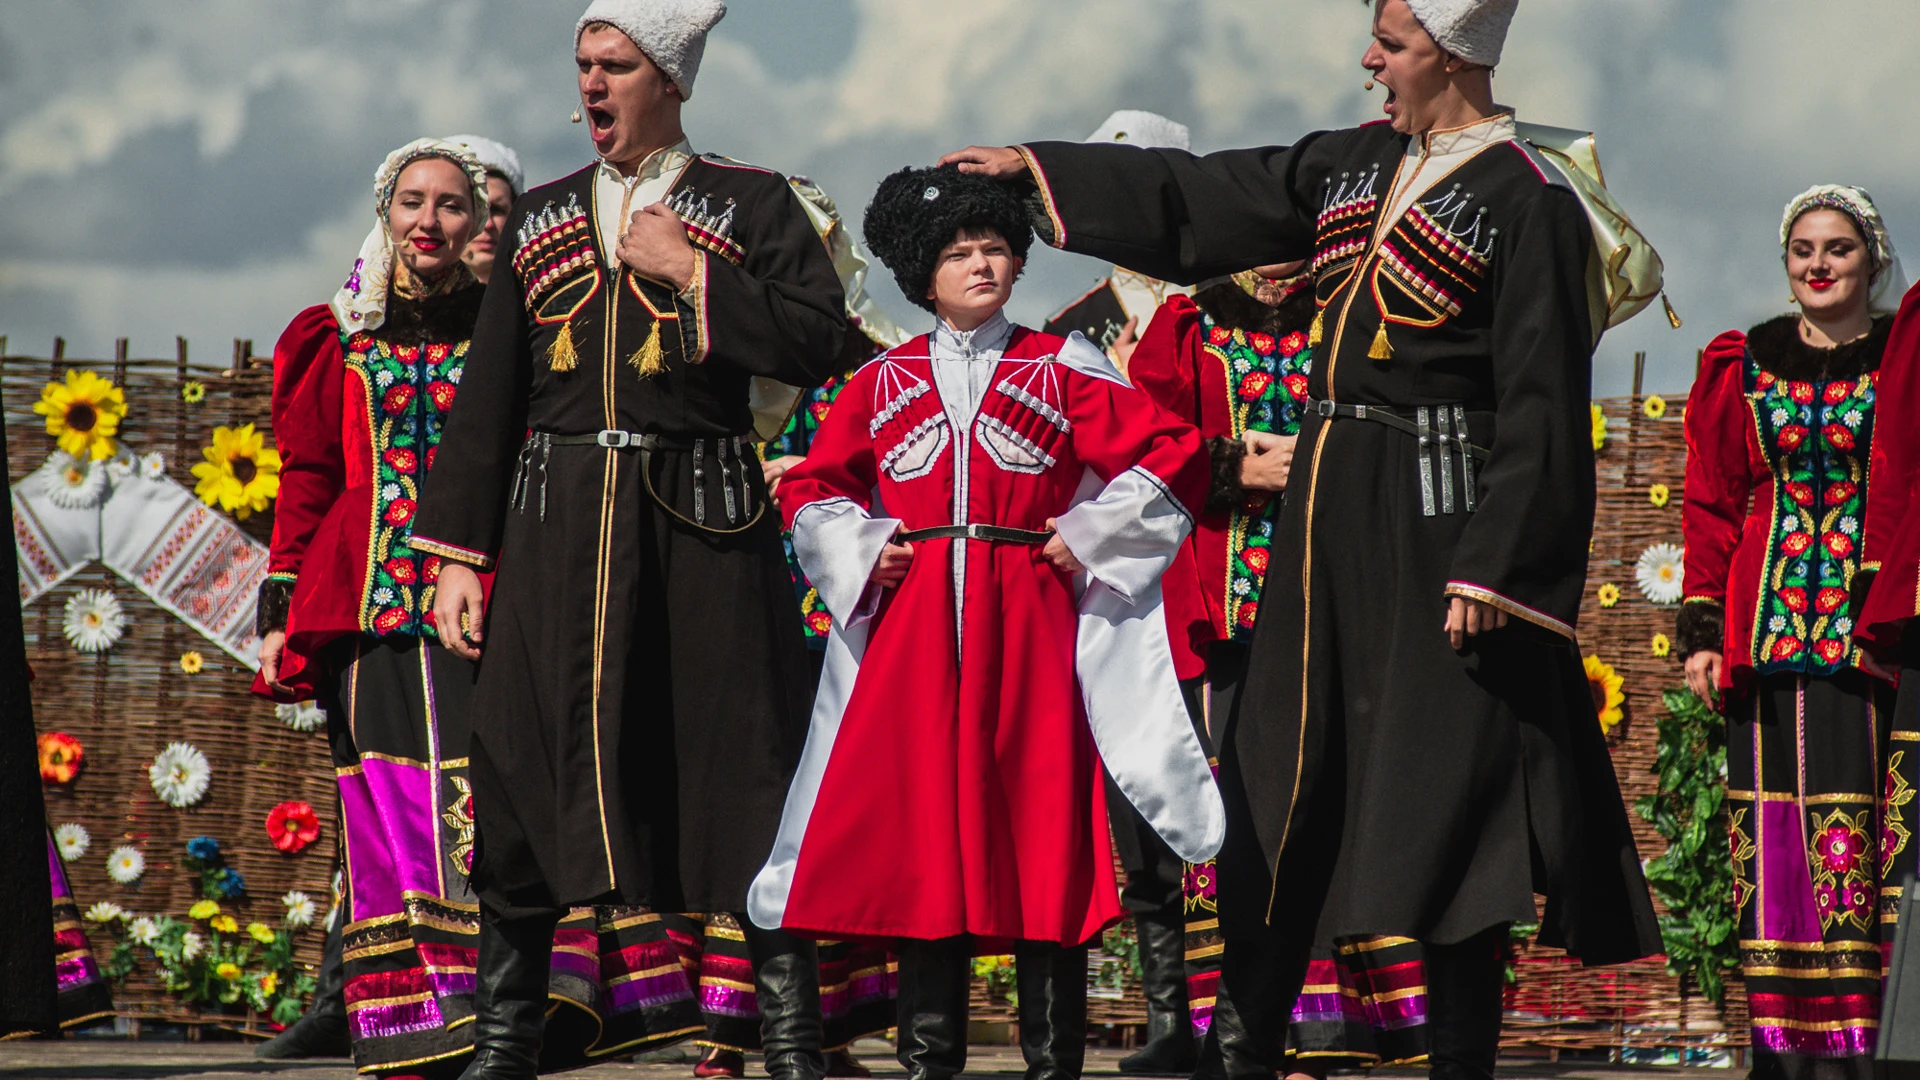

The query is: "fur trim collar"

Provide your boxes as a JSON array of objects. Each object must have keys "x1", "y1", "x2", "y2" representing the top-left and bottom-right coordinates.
[
  {"x1": 373, "y1": 282, "x2": 486, "y2": 347},
  {"x1": 1746, "y1": 313, "x2": 1892, "y2": 382},
  {"x1": 1192, "y1": 280, "x2": 1316, "y2": 340}
]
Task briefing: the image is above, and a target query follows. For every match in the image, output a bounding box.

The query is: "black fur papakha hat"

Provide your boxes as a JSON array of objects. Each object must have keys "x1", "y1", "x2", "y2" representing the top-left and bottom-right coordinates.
[{"x1": 863, "y1": 165, "x2": 1034, "y2": 312}]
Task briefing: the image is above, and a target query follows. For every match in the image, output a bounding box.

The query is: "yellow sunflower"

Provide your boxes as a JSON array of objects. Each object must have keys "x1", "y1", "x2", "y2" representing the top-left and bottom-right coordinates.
[
  {"x1": 181, "y1": 380, "x2": 206, "y2": 404},
  {"x1": 1597, "y1": 582, "x2": 1621, "y2": 608},
  {"x1": 1590, "y1": 404, "x2": 1608, "y2": 452},
  {"x1": 33, "y1": 371, "x2": 127, "y2": 461},
  {"x1": 1643, "y1": 394, "x2": 1667, "y2": 420},
  {"x1": 179, "y1": 651, "x2": 204, "y2": 675},
  {"x1": 1651, "y1": 633, "x2": 1672, "y2": 658},
  {"x1": 1648, "y1": 483, "x2": 1670, "y2": 508},
  {"x1": 1584, "y1": 654, "x2": 1626, "y2": 734},
  {"x1": 190, "y1": 424, "x2": 282, "y2": 520}
]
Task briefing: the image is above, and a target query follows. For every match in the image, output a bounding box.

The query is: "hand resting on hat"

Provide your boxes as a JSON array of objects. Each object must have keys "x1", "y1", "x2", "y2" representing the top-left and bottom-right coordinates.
[{"x1": 937, "y1": 146, "x2": 1032, "y2": 181}]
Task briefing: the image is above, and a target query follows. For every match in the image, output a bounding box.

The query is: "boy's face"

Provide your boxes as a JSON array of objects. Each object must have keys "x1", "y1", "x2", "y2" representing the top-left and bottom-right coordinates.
[{"x1": 927, "y1": 228, "x2": 1021, "y2": 327}]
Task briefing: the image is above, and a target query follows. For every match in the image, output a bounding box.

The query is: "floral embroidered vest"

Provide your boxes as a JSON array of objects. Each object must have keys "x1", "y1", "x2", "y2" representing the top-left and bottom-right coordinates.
[
  {"x1": 1746, "y1": 358, "x2": 1875, "y2": 674},
  {"x1": 1204, "y1": 315, "x2": 1311, "y2": 640},
  {"x1": 344, "y1": 331, "x2": 468, "y2": 637}
]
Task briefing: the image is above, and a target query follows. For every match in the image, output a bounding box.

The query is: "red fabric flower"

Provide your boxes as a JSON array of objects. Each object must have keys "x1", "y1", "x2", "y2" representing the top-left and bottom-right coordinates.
[
  {"x1": 1236, "y1": 602, "x2": 1259, "y2": 628},
  {"x1": 1823, "y1": 381, "x2": 1855, "y2": 404},
  {"x1": 806, "y1": 611, "x2": 834, "y2": 635},
  {"x1": 1824, "y1": 423, "x2": 1855, "y2": 451},
  {"x1": 1755, "y1": 370, "x2": 1777, "y2": 389},
  {"x1": 1237, "y1": 372, "x2": 1275, "y2": 401},
  {"x1": 1787, "y1": 382, "x2": 1815, "y2": 404},
  {"x1": 1826, "y1": 481, "x2": 1858, "y2": 506},
  {"x1": 1818, "y1": 824, "x2": 1865, "y2": 873},
  {"x1": 811, "y1": 401, "x2": 832, "y2": 421},
  {"x1": 1278, "y1": 332, "x2": 1308, "y2": 358},
  {"x1": 1282, "y1": 373, "x2": 1309, "y2": 401},
  {"x1": 348, "y1": 332, "x2": 374, "y2": 351},
  {"x1": 423, "y1": 556, "x2": 442, "y2": 583},
  {"x1": 1781, "y1": 532, "x2": 1814, "y2": 556},
  {"x1": 37, "y1": 732, "x2": 83, "y2": 784},
  {"x1": 1777, "y1": 425, "x2": 1808, "y2": 450},
  {"x1": 384, "y1": 498, "x2": 416, "y2": 526},
  {"x1": 1207, "y1": 326, "x2": 1233, "y2": 346},
  {"x1": 425, "y1": 446, "x2": 437, "y2": 471},
  {"x1": 1785, "y1": 482, "x2": 1814, "y2": 506},
  {"x1": 1246, "y1": 332, "x2": 1277, "y2": 355},
  {"x1": 384, "y1": 446, "x2": 418, "y2": 472},
  {"x1": 394, "y1": 345, "x2": 421, "y2": 365},
  {"x1": 426, "y1": 343, "x2": 451, "y2": 364},
  {"x1": 384, "y1": 558, "x2": 418, "y2": 585},
  {"x1": 1815, "y1": 587, "x2": 1848, "y2": 614},
  {"x1": 428, "y1": 381, "x2": 458, "y2": 412},
  {"x1": 265, "y1": 800, "x2": 321, "y2": 853},
  {"x1": 374, "y1": 607, "x2": 409, "y2": 634},
  {"x1": 1779, "y1": 586, "x2": 1808, "y2": 613},
  {"x1": 1825, "y1": 532, "x2": 1854, "y2": 558},
  {"x1": 1242, "y1": 548, "x2": 1270, "y2": 574},
  {"x1": 1815, "y1": 638, "x2": 1849, "y2": 664},
  {"x1": 1771, "y1": 636, "x2": 1804, "y2": 661},
  {"x1": 383, "y1": 384, "x2": 416, "y2": 415}
]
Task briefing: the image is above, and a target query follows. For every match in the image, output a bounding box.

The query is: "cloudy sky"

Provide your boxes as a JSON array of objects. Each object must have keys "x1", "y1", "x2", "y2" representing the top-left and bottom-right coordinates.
[{"x1": 1, "y1": 0, "x2": 1914, "y2": 396}]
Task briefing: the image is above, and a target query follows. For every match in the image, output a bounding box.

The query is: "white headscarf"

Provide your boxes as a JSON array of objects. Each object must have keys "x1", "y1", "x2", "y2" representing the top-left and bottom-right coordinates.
[
  {"x1": 330, "y1": 137, "x2": 491, "y2": 333},
  {"x1": 447, "y1": 134, "x2": 526, "y2": 196},
  {"x1": 1781, "y1": 184, "x2": 1908, "y2": 315}
]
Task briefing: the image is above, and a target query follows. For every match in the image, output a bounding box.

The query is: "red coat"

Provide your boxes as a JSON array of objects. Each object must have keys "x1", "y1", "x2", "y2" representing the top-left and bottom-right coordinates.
[
  {"x1": 1861, "y1": 284, "x2": 1920, "y2": 654},
  {"x1": 254, "y1": 304, "x2": 490, "y2": 699},
  {"x1": 760, "y1": 327, "x2": 1207, "y2": 945}
]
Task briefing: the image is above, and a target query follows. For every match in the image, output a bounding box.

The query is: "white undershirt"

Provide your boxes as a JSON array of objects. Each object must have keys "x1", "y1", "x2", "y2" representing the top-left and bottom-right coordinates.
[{"x1": 592, "y1": 139, "x2": 695, "y2": 269}]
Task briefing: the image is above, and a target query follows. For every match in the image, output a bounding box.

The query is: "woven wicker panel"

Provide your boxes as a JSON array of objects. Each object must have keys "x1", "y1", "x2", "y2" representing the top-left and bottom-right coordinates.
[{"x1": 7, "y1": 338, "x2": 335, "y2": 1029}]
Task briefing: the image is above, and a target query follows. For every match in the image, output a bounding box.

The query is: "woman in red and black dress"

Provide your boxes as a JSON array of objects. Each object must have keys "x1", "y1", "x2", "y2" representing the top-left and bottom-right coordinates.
[
  {"x1": 1680, "y1": 185, "x2": 1913, "y2": 1080},
  {"x1": 254, "y1": 138, "x2": 702, "y2": 1075}
]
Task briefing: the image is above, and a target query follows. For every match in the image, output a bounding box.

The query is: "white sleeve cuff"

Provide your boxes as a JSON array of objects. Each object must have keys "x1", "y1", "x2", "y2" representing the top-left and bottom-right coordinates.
[
  {"x1": 1052, "y1": 466, "x2": 1192, "y2": 605},
  {"x1": 791, "y1": 497, "x2": 900, "y2": 628}
]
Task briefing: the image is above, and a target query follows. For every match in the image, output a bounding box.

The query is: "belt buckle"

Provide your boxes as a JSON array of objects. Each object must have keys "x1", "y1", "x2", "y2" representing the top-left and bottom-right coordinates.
[
  {"x1": 965, "y1": 523, "x2": 984, "y2": 540},
  {"x1": 1313, "y1": 399, "x2": 1336, "y2": 418},
  {"x1": 596, "y1": 429, "x2": 632, "y2": 449}
]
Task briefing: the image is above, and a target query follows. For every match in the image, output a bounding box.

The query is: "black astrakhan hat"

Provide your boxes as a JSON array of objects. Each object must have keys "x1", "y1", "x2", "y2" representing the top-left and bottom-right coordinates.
[{"x1": 863, "y1": 165, "x2": 1034, "y2": 312}]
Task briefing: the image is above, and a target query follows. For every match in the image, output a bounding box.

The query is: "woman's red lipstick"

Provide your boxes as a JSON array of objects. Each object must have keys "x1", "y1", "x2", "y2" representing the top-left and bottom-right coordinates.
[{"x1": 411, "y1": 236, "x2": 444, "y2": 252}]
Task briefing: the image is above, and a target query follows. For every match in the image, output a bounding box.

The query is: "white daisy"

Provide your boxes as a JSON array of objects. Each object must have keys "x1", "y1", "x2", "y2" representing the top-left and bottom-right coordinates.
[
  {"x1": 1770, "y1": 615, "x2": 1788, "y2": 633},
  {"x1": 1770, "y1": 407, "x2": 1789, "y2": 426},
  {"x1": 106, "y1": 845, "x2": 145, "y2": 884},
  {"x1": 149, "y1": 742, "x2": 212, "y2": 808},
  {"x1": 127, "y1": 916, "x2": 159, "y2": 946},
  {"x1": 1232, "y1": 578, "x2": 1251, "y2": 596},
  {"x1": 1634, "y1": 542, "x2": 1686, "y2": 605},
  {"x1": 276, "y1": 700, "x2": 326, "y2": 732},
  {"x1": 180, "y1": 930, "x2": 205, "y2": 961},
  {"x1": 1840, "y1": 515, "x2": 1859, "y2": 536},
  {"x1": 43, "y1": 453, "x2": 108, "y2": 510},
  {"x1": 449, "y1": 367, "x2": 463, "y2": 384},
  {"x1": 372, "y1": 587, "x2": 394, "y2": 605},
  {"x1": 374, "y1": 368, "x2": 394, "y2": 388},
  {"x1": 139, "y1": 451, "x2": 167, "y2": 479},
  {"x1": 1845, "y1": 411, "x2": 1863, "y2": 429},
  {"x1": 62, "y1": 588, "x2": 127, "y2": 652},
  {"x1": 53, "y1": 823, "x2": 91, "y2": 862},
  {"x1": 282, "y1": 890, "x2": 316, "y2": 929},
  {"x1": 1833, "y1": 617, "x2": 1854, "y2": 637},
  {"x1": 380, "y1": 482, "x2": 400, "y2": 501},
  {"x1": 84, "y1": 901, "x2": 124, "y2": 923}
]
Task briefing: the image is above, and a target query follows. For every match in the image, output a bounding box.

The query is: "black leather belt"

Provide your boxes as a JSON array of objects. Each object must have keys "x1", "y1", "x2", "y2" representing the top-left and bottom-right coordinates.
[
  {"x1": 512, "y1": 429, "x2": 763, "y2": 533},
  {"x1": 897, "y1": 524, "x2": 1053, "y2": 544},
  {"x1": 1308, "y1": 399, "x2": 1488, "y2": 517}
]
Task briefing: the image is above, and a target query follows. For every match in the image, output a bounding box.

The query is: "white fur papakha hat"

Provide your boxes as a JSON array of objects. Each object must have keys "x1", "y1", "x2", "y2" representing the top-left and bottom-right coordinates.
[
  {"x1": 576, "y1": 0, "x2": 727, "y2": 100},
  {"x1": 1403, "y1": 0, "x2": 1518, "y2": 68},
  {"x1": 1083, "y1": 110, "x2": 1191, "y2": 152},
  {"x1": 447, "y1": 134, "x2": 525, "y2": 197}
]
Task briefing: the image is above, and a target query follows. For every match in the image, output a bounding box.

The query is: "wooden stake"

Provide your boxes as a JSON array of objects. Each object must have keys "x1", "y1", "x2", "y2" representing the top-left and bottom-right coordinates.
[{"x1": 1631, "y1": 351, "x2": 1647, "y2": 399}]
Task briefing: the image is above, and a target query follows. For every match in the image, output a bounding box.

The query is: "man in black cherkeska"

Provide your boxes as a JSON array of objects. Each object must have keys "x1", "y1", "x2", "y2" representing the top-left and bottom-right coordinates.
[
  {"x1": 411, "y1": 2, "x2": 846, "y2": 1079},
  {"x1": 946, "y1": 2, "x2": 1659, "y2": 1079}
]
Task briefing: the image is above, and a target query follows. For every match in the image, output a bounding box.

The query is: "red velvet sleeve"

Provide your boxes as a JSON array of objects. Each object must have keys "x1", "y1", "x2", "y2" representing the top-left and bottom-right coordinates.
[
  {"x1": 775, "y1": 362, "x2": 881, "y2": 528},
  {"x1": 1858, "y1": 284, "x2": 1920, "y2": 650},
  {"x1": 267, "y1": 306, "x2": 346, "y2": 579},
  {"x1": 1124, "y1": 295, "x2": 1203, "y2": 424},
  {"x1": 1680, "y1": 331, "x2": 1753, "y2": 611}
]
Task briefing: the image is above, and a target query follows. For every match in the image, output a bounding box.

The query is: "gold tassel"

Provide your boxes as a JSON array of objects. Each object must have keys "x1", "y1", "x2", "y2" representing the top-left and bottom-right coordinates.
[
  {"x1": 546, "y1": 320, "x2": 578, "y2": 372},
  {"x1": 1367, "y1": 321, "x2": 1392, "y2": 360},
  {"x1": 628, "y1": 321, "x2": 666, "y2": 378},
  {"x1": 1662, "y1": 292, "x2": 1683, "y2": 329},
  {"x1": 1308, "y1": 307, "x2": 1325, "y2": 346}
]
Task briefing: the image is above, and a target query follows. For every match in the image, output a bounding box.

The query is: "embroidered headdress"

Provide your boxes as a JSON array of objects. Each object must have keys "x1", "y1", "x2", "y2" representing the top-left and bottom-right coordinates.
[
  {"x1": 1402, "y1": 0, "x2": 1518, "y2": 67},
  {"x1": 1781, "y1": 184, "x2": 1908, "y2": 314},
  {"x1": 447, "y1": 134, "x2": 526, "y2": 197},
  {"x1": 576, "y1": 0, "x2": 726, "y2": 100},
  {"x1": 1083, "y1": 110, "x2": 1191, "y2": 152},
  {"x1": 863, "y1": 165, "x2": 1034, "y2": 314},
  {"x1": 331, "y1": 138, "x2": 490, "y2": 333}
]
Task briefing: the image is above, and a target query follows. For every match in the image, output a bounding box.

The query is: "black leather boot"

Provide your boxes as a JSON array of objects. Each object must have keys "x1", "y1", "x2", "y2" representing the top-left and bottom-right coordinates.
[
  {"x1": 1195, "y1": 930, "x2": 1306, "y2": 1080},
  {"x1": 744, "y1": 922, "x2": 827, "y2": 1080},
  {"x1": 1118, "y1": 915, "x2": 1196, "y2": 1075},
  {"x1": 895, "y1": 937, "x2": 971, "y2": 1080},
  {"x1": 1015, "y1": 941, "x2": 1089, "y2": 1080},
  {"x1": 255, "y1": 914, "x2": 350, "y2": 1058},
  {"x1": 1423, "y1": 925, "x2": 1507, "y2": 1080},
  {"x1": 457, "y1": 905, "x2": 559, "y2": 1080}
]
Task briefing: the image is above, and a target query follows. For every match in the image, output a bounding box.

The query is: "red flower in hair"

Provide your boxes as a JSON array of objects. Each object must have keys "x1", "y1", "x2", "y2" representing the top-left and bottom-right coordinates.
[{"x1": 265, "y1": 801, "x2": 321, "y2": 853}]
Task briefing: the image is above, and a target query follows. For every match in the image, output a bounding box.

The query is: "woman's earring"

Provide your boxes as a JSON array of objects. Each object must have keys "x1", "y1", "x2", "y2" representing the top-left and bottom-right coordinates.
[{"x1": 571, "y1": 107, "x2": 583, "y2": 124}]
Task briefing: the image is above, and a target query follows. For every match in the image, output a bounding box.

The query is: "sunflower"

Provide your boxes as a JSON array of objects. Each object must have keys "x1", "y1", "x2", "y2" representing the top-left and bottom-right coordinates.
[
  {"x1": 1584, "y1": 654, "x2": 1626, "y2": 734},
  {"x1": 1635, "y1": 542, "x2": 1686, "y2": 605},
  {"x1": 1597, "y1": 583, "x2": 1622, "y2": 609},
  {"x1": 38, "y1": 731, "x2": 84, "y2": 783},
  {"x1": 34, "y1": 370, "x2": 127, "y2": 461},
  {"x1": 53, "y1": 823, "x2": 90, "y2": 862},
  {"x1": 181, "y1": 380, "x2": 206, "y2": 404},
  {"x1": 179, "y1": 651, "x2": 204, "y2": 675},
  {"x1": 106, "y1": 845, "x2": 145, "y2": 884},
  {"x1": 190, "y1": 424, "x2": 282, "y2": 520},
  {"x1": 1643, "y1": 394, "x2": 1668, "y2": 420},
  {"x1": 1648, "y1": 483, "x2": 1670, "y2": 508},
  {"x1": 1590, "y1": 403, "x2": 1608, "y2": 452},
  {"x1": 1651, "y1": 633, "x2": 1673, "y2": 658}
]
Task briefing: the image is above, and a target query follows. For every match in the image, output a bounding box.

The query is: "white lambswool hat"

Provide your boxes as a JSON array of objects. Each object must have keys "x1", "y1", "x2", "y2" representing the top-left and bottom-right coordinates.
[
  {"x1": 1084, "y1": 110, "x2": 1191, "y2": 152},
  {"x1": 1403, "y1": 0, "x2": 1518, "y2": 68},
  {"x1": 447, "y1": 135, "x2": 525, "y2": 197},
  {"x1": 576, "y1": 0, "x2": 726, "y2": 100}
]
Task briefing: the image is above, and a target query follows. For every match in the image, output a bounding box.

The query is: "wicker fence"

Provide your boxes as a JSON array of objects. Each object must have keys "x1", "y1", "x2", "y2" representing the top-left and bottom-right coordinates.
[{"x1": 9, "y1": 336, "x2": 1739, "y2": 1056}]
